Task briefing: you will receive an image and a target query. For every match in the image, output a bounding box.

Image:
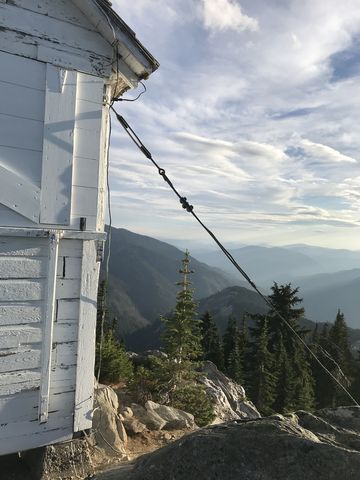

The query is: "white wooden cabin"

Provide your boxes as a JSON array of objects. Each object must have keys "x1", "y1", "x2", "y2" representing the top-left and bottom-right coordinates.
[{"x1": 0, "y1": 0, "x2": 158, "y2": 456}]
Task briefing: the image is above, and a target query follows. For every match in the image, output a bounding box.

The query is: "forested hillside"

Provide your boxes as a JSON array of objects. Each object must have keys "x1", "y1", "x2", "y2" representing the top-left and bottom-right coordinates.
[
  {"x1": 103, "y1": 227, "x2": 239, "y2": 336},
  {"x1": 103, "y1": 227, "x2": 359, "y2": 347}
]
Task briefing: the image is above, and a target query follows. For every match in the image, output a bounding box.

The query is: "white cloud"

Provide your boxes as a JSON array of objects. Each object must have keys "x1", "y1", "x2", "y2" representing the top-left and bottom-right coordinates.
[
  {"x1": 200, "y1": 0, "x2": 258, "y2": 32},
  {"x1": 107, "y1": 0, "x2": 360, "y2": 249},
  {"x1": 300, "y1": 139, "x2": 357, "y2": 164}
]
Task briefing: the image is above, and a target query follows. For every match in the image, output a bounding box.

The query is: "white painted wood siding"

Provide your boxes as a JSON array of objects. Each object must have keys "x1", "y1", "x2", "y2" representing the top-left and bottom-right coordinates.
[
  {"x1": 0, "y1": 235, "x2": 84, "y2": 455},
  {"x1": 0, "y1": 51, "x2": 107, "y2": 231},
  {"x1": 0, "y1": 1, "x2": 112, "y2": 77}
]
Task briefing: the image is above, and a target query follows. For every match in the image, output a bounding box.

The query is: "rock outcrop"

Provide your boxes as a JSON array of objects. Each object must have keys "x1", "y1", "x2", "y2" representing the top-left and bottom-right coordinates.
[
  {"x1": 120, "y1": 407, "x2": 360, "y2": 480},
  {"x1": 93, "y1": 385, "x2": 128, "y2": 457},
  {"x1": 200, "y1": 361, "x2": 260, "y2": 422},
  {"x1": 122, "y1": 401, "x2": 196, "y2": 433}
]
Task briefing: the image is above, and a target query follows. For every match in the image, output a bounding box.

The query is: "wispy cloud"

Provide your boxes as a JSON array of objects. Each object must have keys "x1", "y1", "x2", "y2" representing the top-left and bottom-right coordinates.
[
  {"x1": 299, "y1": 139, "x2": 358, "y2": 164},
  {"x1": 109, "y1": 0, "x2": 360, "y2": 249}
]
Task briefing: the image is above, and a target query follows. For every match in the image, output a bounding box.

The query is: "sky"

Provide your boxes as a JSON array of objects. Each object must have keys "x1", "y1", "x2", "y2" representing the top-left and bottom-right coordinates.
[{"x1": 109, "y1": 0, "x2": 360, "y2": 251}]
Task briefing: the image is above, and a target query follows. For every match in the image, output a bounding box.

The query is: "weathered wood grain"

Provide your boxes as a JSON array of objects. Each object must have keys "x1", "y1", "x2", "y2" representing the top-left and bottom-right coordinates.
[
  {"x1": 0, "y1": 81, "x2": 45, "y2": 122},
  {"x1": 0, "y1": 388, "x2": 75, "y2": 424},
  {"x1": 0, "y1": 347, "x2": 41, "y2": 373},
  {"x1": 40, "y1": 66, "x2": 76, "y2": 225},
  {"x1": 0, "y1": 237, "x2": 47, "y2": 256},
  {"x1": 0, "y1": 146, "x2": 42, "y2": 188},
  {"x1": 8, "y1": 0, "x2": 96, "y2": 29},
  {"x1": 96, "y1": 101, "x2": 110, "y2": 231},
  {"x1": 73, "y1": 157, "x2": 99, "y2": 189},
  {"x1": 58, "y1": 239, "x2": 83, "y2": 257},
  {"x1": 0, "y1": 206, "x2": 98, "y2": 231},
  {"x1": 53, "y1": 323, "x2": 78, "y2": 344},
  {"x1": 57, "y1": 257, "x2": 82, "y2": 280},
  {"x1": 0, "y1": 326, "x2": 42, "y2": 350},
  {"x1": 77, "y1": 73, "x2": 104, "y2": 105},
  {"x1": 0, "y1": 412, "x2": 74, "y2": 439},
  {"x1": 0, "y1": 257, "x2": 46, "y2": 279},
  {"x1": 73, "y1": 128, "x2": 102, "y2": 160},
  {"x1": 0, "y1": 280, "x2": 45, "y2": 302},
  {"x1": 72, "y1": 186, "x2": 98, "y2": 216},
  {"x1": 56, "y1": 278, "x2": 81, "y2": 299},
  {"x1": 75, "y1": 99, "x2": 103, "y2": 132},
  {"x1": 57, "y1": 298, "x2": 80, "y2": 323},
  {"x1": 74, "y1": 240, "x2": 99, "y2": 431},
  {"x1": 0, "y1": 113, "x2": 43, "y2": 152},
  {"x1": 54, "y1": 342, "x2": 78, "y2": 366},
  {"x1": 0, "y1": 164, "x2": 40, "y2": 223},
  {"x1": 0, "y1": 50, "x2": 45, "y2": 90},
  {"x1": 0, "y1": 3, "x2": 111, "y2": 57},
  {"x1": 0, "y1": 421, "x2": 73, "y2": 457},
  {"x1": 39, "y1": 233, "x2": 59, "y2": 423},
  {"x1": 0, "y1": 304, "x2": 43, "y2": 326},
  {"x1": 0, "y1": 370, "x2": 40, "y2": 396}
]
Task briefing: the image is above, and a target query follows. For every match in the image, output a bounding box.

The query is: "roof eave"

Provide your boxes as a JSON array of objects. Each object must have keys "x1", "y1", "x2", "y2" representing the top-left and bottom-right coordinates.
[{"x1": 72, "y1": 0, "x2": 159, "y2": 87}]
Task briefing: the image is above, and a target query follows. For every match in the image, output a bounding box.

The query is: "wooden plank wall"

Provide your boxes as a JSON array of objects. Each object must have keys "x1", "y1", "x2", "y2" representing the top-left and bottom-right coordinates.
[
  {"x1": 0, "y1": 60, "x2": 106, "y2": 231},
  {"x1": 0, "y1": 0, "x2": 109, "y2": 231},
  {"x1": 0, "y1": 236, "x2": 83, "y2": 455},
  {"x1": 0, "y1": 0, "x2": 112, "y2": 77}
]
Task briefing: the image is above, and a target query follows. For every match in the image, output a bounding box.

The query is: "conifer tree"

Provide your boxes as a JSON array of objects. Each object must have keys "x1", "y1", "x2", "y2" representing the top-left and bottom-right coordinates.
[
  {"x1": 249, "y1": 317, "x2": 276, "y2": 415},
  {"x1": 267, "y1": 283, "x2": 307, "y2": 351},
  {"x1": 327, "y1": 310, "x2": 353, "y2": 406},
  {"x1": 329, "y1": 310, "x2": 353, "y2": 374},
  {"x1": 351, "y1": 351, "x2": 360, "y2": 404},
  {"x1": 223, "y1": 317, "x2": 244, "y2": 383},
  {"x1": 292, "y1": 345, "x2": 315, "y2": 411},
  {"x1": 132, "y1": 251, "x2": 215, "y2": 426},
  {"x1": 162, "y1": 250, "x2": 202, "y2": 374},
  {"x1": 311, "y1": 323, "x2": 335, "y2": 408},
  {"x1": 200, "y1": 311, "x2": 224, "y2": 370},
  {"x1": 272, "y1": 333, "x2": 295, "y2": 413},
  {"x1": 223, "y1": 317, "x2": 237, "y2": 368},
  {"x1": 248, "y1": 283, "x2": 315, "y2": 412},
  {"x1": 95, "y1": 280, "x2": 133, "y2": 384},
  {"x1": 268, "y1": 283, "x2": 315, "y2": 410}
]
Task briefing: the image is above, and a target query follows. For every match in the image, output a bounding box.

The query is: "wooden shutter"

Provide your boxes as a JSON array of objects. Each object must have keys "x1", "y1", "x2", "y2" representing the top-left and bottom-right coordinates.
[{"x1": 0, "y1": 52, "x2": 77, "y2": 226}]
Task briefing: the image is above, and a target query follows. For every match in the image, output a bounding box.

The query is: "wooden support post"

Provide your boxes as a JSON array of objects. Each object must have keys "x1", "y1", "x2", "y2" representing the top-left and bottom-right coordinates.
[
  {"x1": 74, "y1": 240, "x2": 99, "y2": 432},
  {"x1": 38, "y1": 231, "x2": 60, "y2": 423}
]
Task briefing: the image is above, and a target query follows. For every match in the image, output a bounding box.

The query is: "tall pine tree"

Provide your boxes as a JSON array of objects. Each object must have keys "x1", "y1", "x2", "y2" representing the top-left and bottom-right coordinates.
[
  {"x1": 249, "y1": 317, "x2": 276, "y2": 415},
  {"x1": 248, "y1": 283, "x2": 315, "y2": 413},
  {"x1": 161, "y1": 250, "x2": 202, "y2": 383},
  {"x1": 223, "y1": 317, "x2": 244, "y2": 384},
  {"x1": 200, "y1": 311, "x2": 224, "y2": 370}
]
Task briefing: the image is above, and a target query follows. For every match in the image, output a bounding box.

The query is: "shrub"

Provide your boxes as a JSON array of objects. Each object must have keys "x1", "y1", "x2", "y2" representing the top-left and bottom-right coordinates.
[
  {"x1": 172, "y1": 383, "x2": 215, "y2": 427},
  {"x1": 96, "y1": 331, "x2": 133, "y2": 384}
]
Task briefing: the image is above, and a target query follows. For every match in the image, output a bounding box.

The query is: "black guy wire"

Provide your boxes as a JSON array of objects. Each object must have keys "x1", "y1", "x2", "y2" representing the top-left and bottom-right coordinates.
[
  {"x1": 110, "y1": 105, "x2": 360, "y2": 408},
  {"x1": 113, "y1": 81, "x2": 147, "y2": 102}
]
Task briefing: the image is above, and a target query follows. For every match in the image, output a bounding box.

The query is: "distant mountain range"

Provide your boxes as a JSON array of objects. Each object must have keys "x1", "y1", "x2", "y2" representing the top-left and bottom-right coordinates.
[
  {"x1": 104, "y1": 227, "x2": 239, "y2": 337},
  {"x1": 125, "y1": 285, "x2": 360, "y2": 352},
  {"x1": 196, "y1": 244, "x2": 360, "y2": 329},
  {"x1": 104, "y1": 227, "x2": 360, "y2": 348},
  {"x1": 196, "y1": 244, "x2": 360, "y2": 287}
]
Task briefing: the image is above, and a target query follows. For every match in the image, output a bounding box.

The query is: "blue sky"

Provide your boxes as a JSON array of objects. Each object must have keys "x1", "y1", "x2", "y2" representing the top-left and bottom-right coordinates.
[{"x1": 109, "y1": 0, "x2": 360, "y2": 250}]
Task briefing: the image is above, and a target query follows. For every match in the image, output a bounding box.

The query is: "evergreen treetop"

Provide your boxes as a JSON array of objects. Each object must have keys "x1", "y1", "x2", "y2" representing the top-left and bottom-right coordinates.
[{"x1": 161, "y1": 250, "x2": 202, "y2": 367}]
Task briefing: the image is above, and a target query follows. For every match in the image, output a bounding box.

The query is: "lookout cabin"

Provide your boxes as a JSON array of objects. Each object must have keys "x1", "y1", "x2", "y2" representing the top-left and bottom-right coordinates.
[{"x1": 0, "y1": 0, "x2": 158, "y2": 456}]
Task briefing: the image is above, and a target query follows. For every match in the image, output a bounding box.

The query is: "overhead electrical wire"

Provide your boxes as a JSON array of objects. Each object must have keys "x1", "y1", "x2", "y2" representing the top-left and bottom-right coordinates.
[
  {"x1": 110, "y1": 104, "x2": 360, "y2": 408},
  {"x1": 114, "y1": 81, "x2": 147, "y2": 102}
]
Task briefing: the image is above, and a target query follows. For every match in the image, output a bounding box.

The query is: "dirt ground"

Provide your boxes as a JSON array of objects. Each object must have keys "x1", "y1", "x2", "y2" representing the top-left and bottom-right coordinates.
[{"x1": 0, "y1": 428, "x2": 190, "y2": 480}]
